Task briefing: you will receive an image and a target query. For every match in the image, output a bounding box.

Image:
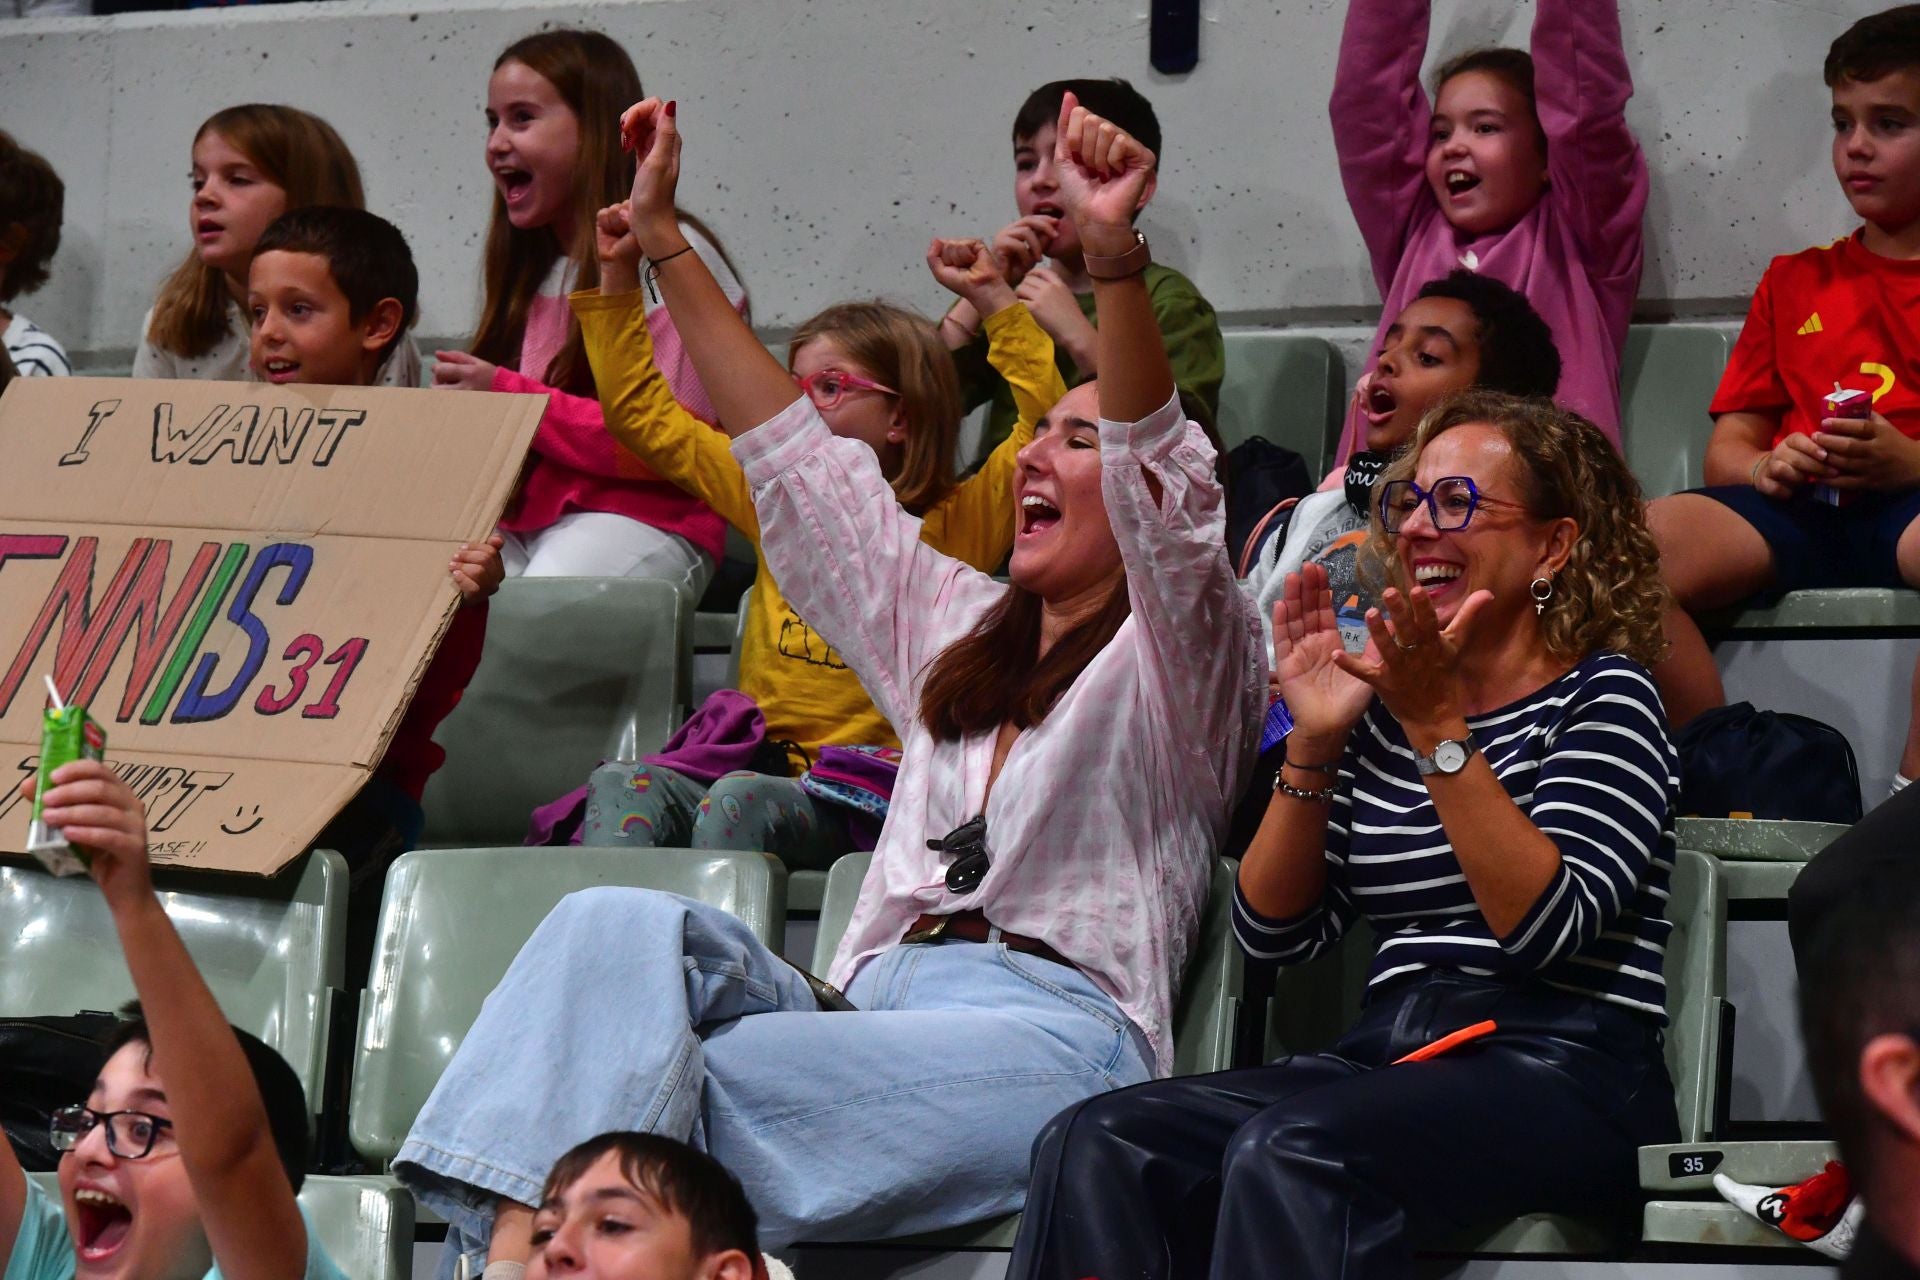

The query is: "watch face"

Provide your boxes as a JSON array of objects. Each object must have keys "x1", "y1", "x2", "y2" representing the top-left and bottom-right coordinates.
[{"x1": 1433, "y1": 740, "x2": 1469, "y2": 773}]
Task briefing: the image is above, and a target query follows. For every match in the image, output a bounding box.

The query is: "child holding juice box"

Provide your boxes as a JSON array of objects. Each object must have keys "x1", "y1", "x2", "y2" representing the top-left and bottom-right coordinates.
[{"x1": 1647, "y1": 6, "x2": 1920, "y2": 802}]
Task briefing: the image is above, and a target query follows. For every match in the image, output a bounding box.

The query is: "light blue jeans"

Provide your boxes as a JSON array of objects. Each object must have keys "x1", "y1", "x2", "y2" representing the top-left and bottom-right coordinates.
[{"x1": 394, "y1": 888, "x2": 1152, "y2": 1263}]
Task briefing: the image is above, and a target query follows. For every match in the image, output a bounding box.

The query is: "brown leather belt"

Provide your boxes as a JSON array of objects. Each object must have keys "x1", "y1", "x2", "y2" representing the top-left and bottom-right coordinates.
[{"x1": 902, "y1": 909, "x2": 1073, "y2": 970}]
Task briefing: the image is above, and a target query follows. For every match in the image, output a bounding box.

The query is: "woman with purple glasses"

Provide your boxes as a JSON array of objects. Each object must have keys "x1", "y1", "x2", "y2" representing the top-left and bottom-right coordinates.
[{"x1": 1009, "y1": 391, "x2": 1684, "y2": 1279}]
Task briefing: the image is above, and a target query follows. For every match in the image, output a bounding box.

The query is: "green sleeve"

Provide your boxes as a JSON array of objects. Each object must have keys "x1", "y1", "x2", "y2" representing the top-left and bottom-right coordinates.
[{"x1": 1145, "y1": 264, "x2": 1226, "y2": 434}]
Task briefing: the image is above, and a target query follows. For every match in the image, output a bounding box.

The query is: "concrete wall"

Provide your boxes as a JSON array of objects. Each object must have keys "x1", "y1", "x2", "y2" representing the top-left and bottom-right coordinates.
[{"x1": 0, "y1": 0, "x2": 1890, "y2": 365}]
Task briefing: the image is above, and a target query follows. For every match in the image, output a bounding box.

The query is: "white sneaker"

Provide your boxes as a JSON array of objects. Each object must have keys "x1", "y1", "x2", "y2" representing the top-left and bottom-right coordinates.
[{"x1": 1714, "y1": 1166, "x2": 1866, "y2": 1259}]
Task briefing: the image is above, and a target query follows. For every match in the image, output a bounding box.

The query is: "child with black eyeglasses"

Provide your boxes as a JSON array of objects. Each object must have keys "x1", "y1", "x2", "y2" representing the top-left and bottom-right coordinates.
[{"x1": 0, "y1": 760, "x2": 343, "y2": 1280}]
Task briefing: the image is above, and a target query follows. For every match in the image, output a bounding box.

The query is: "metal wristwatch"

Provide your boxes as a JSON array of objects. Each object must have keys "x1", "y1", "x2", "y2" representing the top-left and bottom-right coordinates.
[{"x1": 1413, "y1": 736, "x2": 1476, "y2": 777}]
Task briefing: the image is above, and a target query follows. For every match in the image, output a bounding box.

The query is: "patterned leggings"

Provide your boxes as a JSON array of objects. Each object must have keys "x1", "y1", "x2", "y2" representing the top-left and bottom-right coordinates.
[{"x1": 580, "y1": 762, "x2": 853, "y2": 871}]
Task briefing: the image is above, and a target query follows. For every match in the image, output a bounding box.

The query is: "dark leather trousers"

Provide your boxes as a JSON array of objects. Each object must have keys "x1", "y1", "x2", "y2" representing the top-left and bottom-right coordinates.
[{"x1": 1005, "y1": 970, "x2": 1680, "y2": 1280}]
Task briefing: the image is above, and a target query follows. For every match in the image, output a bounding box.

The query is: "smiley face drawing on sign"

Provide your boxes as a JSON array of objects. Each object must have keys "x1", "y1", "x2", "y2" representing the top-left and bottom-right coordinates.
[{"x1": 219, "y1": 804, "x2": 264, "y2": 835}]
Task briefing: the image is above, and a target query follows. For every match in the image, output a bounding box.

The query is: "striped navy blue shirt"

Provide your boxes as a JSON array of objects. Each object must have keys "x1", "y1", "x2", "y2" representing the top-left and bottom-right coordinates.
[{"x1": 1235, "y1": 651, "x2": 1678, "y2": 1021}]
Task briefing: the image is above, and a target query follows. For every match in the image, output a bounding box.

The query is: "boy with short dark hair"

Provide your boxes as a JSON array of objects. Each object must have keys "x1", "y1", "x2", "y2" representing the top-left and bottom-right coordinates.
[
  {"x1": 527, "y1": 1132, "x2": 774, "y2": 1280},
  {"x1": 248, "y1": 205, "x2": 420, "y2": 387},
  {"x1": 0, "y1": 130, "x2": 70, "y2": 377},
  {"x1": 245, "y1": 205, "x2": 503, "y2": 982},
  {"x1": 0, "y1": 761, "x2": 344, "y2": 1280},
  {"x1": 1649, "y1": 4, "x2": 1920, "y2": 794},
  {"x1": 941, "y1": 77, "x2": 1224, "y2": 463}
]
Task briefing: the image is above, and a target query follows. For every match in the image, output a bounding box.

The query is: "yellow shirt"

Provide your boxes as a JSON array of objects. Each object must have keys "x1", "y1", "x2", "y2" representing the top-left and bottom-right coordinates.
[{"x1": 573, "y1": 291, "x2": 1065, "y2": 760}]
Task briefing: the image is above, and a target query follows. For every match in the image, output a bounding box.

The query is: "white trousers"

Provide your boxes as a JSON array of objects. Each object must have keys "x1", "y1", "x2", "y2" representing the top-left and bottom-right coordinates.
[{"x1": 500, "y1": 511, "x2": 714, "y2": 600}]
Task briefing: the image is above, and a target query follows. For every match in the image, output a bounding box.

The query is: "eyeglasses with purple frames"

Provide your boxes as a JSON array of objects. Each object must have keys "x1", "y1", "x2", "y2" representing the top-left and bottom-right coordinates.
[{"x1": 1379, "y1": 475, "x2": 1530, "y2": 534}]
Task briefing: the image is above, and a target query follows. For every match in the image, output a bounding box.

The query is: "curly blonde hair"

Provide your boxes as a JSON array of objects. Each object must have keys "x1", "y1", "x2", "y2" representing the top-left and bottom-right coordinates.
[{"x1": 1361, "y1": 391, "x2": 1670, "y2": 667}]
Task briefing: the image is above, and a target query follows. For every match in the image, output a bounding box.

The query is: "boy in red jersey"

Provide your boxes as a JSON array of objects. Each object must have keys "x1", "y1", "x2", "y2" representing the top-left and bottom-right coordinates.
[{"x1": 1650, "y1": 4, "x2": 1920, "y2": 794}]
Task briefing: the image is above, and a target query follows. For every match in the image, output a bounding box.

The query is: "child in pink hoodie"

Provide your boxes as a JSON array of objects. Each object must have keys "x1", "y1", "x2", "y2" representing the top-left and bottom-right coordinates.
[{"x1": 1330, "y1": 0, "x2": 1646, "y2": 465}]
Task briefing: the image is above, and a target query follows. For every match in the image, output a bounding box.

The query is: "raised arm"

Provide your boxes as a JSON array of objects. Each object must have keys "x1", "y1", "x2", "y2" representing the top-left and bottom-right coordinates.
[
  {"x1": 27, "y1": 762, "x2": 307, "y2": 1280},
  {"x1": 1328, "y1": 0, "x2": 1436, "y2": 288},
  {"x1": 574, "y1": 202, "x2": 761, "y2": 534},
  {"x1": 920, "y1": 239, "x2": 1064, "y2": 561},
  {"x1": 1057, "y1": 95, "x2": 1264, "y2": 795},
  {"x1": 620, "y1": 99, "x2": 801, "y2": 438},
  {"x1": 1532, "y1": 0, "x2": 1648, "y2": 287},
  {"x1": 615, "y1": 96, "x2": 983, "y2": 723}
]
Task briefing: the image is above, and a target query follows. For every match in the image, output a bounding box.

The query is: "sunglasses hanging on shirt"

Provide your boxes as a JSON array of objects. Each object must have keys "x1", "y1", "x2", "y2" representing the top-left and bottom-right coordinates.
[{"x1": 928, "y1": 814, "x2": 989, "y2": 894}]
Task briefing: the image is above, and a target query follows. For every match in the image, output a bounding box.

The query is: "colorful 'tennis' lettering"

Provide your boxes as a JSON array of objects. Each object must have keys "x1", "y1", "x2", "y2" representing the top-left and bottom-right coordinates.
[{"x1": 0, "y1": 535, "x2": 371, "y2": 725}]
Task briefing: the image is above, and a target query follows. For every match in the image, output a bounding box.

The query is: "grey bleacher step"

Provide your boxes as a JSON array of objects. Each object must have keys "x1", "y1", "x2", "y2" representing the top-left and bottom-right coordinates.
[
  {"x1": 1720, "y1": 861, "x2": 1808, "y2": 899},
  {"x1": 1639, "y1": 1140, "x2": 1837, "y2": 1193},
  {"x1": 1676, "y1": 818, "x2": 1848, "y2": 863},
  {"x1": 1642, "y1": 1199, "x2": 1813, "y2": 1249},
  {"x1": 1712, "y1": 587, "x2": 1920, "y2": 633},
  {"x1": 693, "y1": 609, "x2": 737, "y2": 653},
  {"x1": 789, "y1": 869, "x2": 827, "y2": 913}
]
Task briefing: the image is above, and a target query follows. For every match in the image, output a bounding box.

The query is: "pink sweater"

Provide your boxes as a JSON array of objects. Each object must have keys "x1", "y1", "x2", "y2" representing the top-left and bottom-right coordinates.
[
  {"x1": 1331, "y1": 0, "x2": 1647, "y2": 460},
  {"x1": 491, "y1": 254, "x2": 730, "y2": 562}
]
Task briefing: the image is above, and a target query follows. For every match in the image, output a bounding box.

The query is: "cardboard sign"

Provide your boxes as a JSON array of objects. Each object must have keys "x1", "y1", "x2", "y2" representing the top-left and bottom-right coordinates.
[{"x1": 0, "y1": 378, "x2": 543, "y2": 875}]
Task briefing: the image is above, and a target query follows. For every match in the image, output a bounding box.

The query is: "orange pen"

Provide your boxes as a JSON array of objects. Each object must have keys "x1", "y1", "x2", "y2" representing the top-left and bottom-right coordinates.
[{"x1": 1392, "y1": 1019, "x2": 1498, "y2": 1065}]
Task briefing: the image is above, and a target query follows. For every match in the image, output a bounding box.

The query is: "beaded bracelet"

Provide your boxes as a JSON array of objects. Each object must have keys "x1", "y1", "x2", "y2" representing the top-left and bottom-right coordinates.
[{"x1": 1274, "y1": 776, "x2": 1336, "y2": 803}]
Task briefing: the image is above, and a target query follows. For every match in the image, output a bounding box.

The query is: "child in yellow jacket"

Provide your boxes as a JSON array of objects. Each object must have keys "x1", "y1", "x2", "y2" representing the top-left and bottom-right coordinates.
[{"x1": 574, "y1": 206, "x2": 1063, "y2": 867}]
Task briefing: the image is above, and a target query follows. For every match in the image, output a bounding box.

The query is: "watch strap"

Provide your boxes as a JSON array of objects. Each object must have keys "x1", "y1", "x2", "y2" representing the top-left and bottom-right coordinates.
[{"x1": 1082, "y1": 230, "x2": 1151, "y2": 280}]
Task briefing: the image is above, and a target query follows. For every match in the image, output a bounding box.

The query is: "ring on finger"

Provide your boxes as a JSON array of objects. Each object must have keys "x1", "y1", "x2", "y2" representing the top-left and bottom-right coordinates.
[{"x1": 1393, "y1": 634, "x2": 1419, "y2": 652}]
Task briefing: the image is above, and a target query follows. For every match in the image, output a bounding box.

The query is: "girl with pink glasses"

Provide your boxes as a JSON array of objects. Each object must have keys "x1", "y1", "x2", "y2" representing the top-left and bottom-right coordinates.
[{"x1": 564, "y1": 212, "x2": 1064, "y2": 868}]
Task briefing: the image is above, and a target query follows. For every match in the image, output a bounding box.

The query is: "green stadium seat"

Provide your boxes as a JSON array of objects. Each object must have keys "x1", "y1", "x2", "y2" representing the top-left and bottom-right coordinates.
[
  {"x1": 347, "y1": 845, "x2": 785, "y2": 1167},
  {"x1": 1678, "y1": 817, "x2": 1847, "y2": 899},
  {"x1": 1263, "y1": 849, "x2": 1728, "y2": 1257},
  {"x1": 1618, "y1": 324, "x2": 1733, "y2": 499},
  {"x1": 419, "y1": 577, "x2": 690, "y2": 847},
  {"x1": 23, "y1": 1172, "x2": 414, "y2": 1280},
  {"x1": 0, "y1": 850, "x2": 347, "y2": 1124},
  {"x1": 1640, "y1": 1141, "x2": 1837, "y2": 1252},
  {"x1": 806, "y1": 853, "x2": 1246, "y2": 1251},
  {"x1": 299, "y1": 1174, "x2": 417, "y2": 1280},
  {"x1": 1217, "y1": 332, "x2": 1344, "y2": 478}
]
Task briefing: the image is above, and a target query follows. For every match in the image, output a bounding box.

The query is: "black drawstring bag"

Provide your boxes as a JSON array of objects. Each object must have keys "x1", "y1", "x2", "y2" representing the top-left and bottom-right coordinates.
[
  {"x1": 1224, "y1": 437, "x2": 1311, "y2": 572},
  {"x1": 1676, "y1": 702, "x2": 1863, "y2": 824},
  {"x1": 0, "y1": 1012, "x2": 119, "y2": 1170}
]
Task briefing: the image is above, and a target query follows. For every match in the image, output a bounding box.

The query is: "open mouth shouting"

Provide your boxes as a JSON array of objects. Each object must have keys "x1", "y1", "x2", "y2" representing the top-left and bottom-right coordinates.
[
  {"x1": 259, "y1": 357, "x2": 301, "y2": 384},
  {"x1": 71, "y1": 1185, "x2": 135, "y2": 1266},
  {"x1": 1443, "y1": 169, "x2": 1482, "y2": 199},
  {"x1": 1365, "y1": 382, "x2": 1399, "y2": 427},
  {"x1": 1018, "y1": 492, "x2": 1062, "y2": 540},
  {"x1": 493, "y1": 166, "x2": 534, "y2": 210}
]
